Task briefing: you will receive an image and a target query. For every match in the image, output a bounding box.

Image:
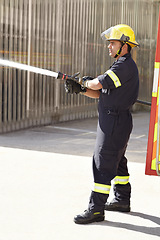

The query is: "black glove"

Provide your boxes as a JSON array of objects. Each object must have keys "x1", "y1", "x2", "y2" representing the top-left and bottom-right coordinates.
[
  {"x1": 82, "y1": 76, "x2": 94, "y2": 81},
  {"x1": 65, "y1": 79, "x2": 86, "y2": 94},
  {"x1": 81, "y1": 76, "x2": 94, "y2": 89}
]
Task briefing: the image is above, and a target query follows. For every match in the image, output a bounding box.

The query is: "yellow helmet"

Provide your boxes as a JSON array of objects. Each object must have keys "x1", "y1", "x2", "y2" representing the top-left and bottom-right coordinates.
[{"x1": 101, "y1": 24, "x2": 139, "y2": 48}]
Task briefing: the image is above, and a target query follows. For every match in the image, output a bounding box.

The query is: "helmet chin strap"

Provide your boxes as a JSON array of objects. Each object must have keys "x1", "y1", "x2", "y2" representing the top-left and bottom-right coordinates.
[{"x1": 114, "y1": 42, "x2": 125, "y2": 58}]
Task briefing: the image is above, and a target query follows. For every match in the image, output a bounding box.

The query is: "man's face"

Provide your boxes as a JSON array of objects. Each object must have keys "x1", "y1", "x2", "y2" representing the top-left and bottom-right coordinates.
[{"x1": 108, "y1": 40, "x2": 122, "y2": 58}]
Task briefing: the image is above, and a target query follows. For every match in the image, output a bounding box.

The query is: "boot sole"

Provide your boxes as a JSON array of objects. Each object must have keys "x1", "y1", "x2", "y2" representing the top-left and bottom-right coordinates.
[
  {"x1": 74, "y1": 216, "x2": 105, "y2": 224},
  {"x1": 105, "y1": 206, "x2": 130, "y2": 212}
]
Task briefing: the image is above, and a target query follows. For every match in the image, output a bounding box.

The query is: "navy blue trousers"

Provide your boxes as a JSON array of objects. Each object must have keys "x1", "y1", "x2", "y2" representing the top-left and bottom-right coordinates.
[{"x1": 88, "y1": 110, "x2": 132, "y2": 211}]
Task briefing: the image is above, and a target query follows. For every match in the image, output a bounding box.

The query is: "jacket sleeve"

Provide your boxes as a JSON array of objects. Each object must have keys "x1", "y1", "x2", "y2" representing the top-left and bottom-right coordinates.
[{"x1": 97, "y1": 58, "x2": 132, "y2": 90}]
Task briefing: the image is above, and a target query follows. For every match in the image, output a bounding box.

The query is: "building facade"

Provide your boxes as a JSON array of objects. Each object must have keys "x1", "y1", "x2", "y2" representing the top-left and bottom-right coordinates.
[{"x1": 0, "y1": 0, "x2": 159, "y2": 132}]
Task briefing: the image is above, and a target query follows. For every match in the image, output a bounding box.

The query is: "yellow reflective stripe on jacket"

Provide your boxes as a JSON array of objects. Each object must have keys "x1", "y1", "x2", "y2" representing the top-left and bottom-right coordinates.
[
  {"x1": 106, "y1": 69, "x2": 121, "y2": 88},
  {"x1": 94, "y1": 183, "x2": 111, "y2": 194},
  {"x1": 114, "y1": 176, "x2": 129, "y2": 185}
]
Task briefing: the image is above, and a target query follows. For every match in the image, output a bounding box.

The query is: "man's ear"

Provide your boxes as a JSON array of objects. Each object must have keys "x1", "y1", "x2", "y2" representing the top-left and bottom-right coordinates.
[
  {"x1": 122, "y1": 43, "x2": 129, "y2": 52},
  {"x1": 123, "y1": 43, "x2": 128, "y2": 49}
]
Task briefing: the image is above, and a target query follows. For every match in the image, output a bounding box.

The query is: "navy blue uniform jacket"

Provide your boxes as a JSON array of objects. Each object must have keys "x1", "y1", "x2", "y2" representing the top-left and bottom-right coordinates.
[{"x1": 94, "y1": 53, "x2": 139, "y2": 175}]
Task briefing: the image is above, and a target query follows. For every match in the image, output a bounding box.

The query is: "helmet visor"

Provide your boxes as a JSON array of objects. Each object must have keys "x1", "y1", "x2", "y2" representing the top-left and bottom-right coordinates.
[{"x1": 101, "y1": 27, "x2": 129, "y2": 42}]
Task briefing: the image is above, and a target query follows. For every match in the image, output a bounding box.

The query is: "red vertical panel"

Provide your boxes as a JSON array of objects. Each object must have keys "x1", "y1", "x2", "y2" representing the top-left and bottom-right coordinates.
[{"x1": 145, "y1": 4, "x2": 160, "y2": 176}]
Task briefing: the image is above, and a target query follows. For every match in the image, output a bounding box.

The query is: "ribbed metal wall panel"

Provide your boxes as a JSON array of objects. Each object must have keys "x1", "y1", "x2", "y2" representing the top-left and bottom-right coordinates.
[{"x1": 0, "y1": 0, "x2": 159, "y2": 132}]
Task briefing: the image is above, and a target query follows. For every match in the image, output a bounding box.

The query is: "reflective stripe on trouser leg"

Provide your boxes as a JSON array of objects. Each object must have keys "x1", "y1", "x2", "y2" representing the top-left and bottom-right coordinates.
[
  {"x1": 93, "y1": 182, "x2": 111, "y2": 194},
  {"x1": 114, "y1": 176, "x2": 129, "y2": 185}
]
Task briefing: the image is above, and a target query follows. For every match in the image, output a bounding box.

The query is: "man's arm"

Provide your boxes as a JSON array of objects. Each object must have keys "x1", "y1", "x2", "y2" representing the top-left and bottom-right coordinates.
[
  {"x1": 81, "y1": 78, "x2": 102, "y2": 99},
  {"x1": 83, "y1": 78, "x2": 102, "y2": 90},
  {"x1": 82, "y1": 88, "x2": 100, "y2": 98}
]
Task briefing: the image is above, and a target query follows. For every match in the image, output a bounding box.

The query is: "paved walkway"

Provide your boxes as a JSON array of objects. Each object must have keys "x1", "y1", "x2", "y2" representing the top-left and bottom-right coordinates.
[{"x1": 0, "y1": 111, "x2": 160, "y2": 240}]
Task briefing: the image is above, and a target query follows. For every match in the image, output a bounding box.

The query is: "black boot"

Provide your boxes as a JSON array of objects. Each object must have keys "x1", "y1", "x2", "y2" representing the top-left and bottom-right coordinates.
[
  {"x1": 74, "y1": 209, "x2": 105, "y2": 224},
  {"x1": 105, "y1": 201, "x2": 130, "y2": 212}
]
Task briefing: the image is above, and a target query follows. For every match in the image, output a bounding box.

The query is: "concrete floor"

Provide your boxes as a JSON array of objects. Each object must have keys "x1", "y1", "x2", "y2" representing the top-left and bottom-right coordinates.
[
  {"x1": 0, "y1": 111, "x2": 150, "y2": 163},
  {"x1": 0, "y1": 111, "x2": 160, "y2": 240}
]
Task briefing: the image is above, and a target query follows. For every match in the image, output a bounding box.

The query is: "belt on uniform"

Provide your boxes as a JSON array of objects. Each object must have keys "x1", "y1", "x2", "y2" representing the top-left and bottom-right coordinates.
[{"x1": 106, "y1": 109, "x2": 130, "y2": 116}]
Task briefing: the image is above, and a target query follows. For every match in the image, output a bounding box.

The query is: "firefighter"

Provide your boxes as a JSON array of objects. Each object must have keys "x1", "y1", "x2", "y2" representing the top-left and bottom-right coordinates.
[{"x1": 65, "y1": 24, "x2": 139, "y2": 224}]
